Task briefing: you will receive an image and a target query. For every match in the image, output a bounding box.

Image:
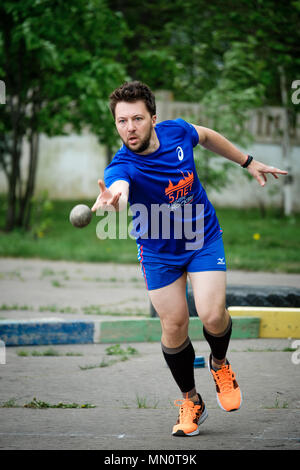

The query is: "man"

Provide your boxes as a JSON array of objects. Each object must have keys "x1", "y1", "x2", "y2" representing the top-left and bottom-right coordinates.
[{"x1": 92, "y1": 81, "x2": 287, "y2": 437}]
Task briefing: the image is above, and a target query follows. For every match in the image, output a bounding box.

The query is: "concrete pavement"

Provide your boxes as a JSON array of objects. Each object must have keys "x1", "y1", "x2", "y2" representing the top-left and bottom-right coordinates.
[
  {"x1": 0, "y1": 257, "x2": 299, "y2": 345},
  {"x1": 0, "y1": 257, "x2": 300, "y2": 451},
  {"x1": 0, "y1": 338, "x2": 299, "y2": 451},
  {"x1": 0, "y1": 257, "x2": 300, "y2": 325}
]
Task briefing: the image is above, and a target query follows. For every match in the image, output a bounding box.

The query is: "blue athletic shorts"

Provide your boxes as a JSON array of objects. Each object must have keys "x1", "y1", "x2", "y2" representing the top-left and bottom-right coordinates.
[{"x1": 137, "y1": 235, "x2": 226, "y2": 291}]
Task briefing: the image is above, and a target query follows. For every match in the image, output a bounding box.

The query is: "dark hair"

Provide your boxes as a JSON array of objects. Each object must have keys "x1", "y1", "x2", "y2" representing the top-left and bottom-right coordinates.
[{"x1": 109, "y1": 81, "x2": 156, "y2": 119}]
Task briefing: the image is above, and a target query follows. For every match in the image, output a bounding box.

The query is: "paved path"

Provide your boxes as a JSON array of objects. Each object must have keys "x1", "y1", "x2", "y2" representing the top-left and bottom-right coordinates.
[
  {"x1": 1, "y1": 257, "x2": 300, "y2": 323},
  {"x1": 0, "y1": 257, "x2": 300, "y2": 452},
  {"x1": 0, "y1": 339, "x2": 299, "y2": 451}
]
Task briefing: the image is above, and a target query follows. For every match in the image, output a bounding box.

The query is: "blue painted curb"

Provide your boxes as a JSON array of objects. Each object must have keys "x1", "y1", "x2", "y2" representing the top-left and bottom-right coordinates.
[
  {"x1": 0, "y1": 316, "x2": 261, "y2": 347},
  {"x1": 0, "y1": 319, "x2": 94, "y2": 346},
  {"x1": 194, "y1": 356, "x2": 205, "y2": 368}
]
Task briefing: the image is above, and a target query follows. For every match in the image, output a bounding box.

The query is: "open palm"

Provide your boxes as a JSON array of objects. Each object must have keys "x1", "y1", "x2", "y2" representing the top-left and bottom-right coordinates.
[{"x1": 91, "y1": 180, "x2": 121, "y2": 212}]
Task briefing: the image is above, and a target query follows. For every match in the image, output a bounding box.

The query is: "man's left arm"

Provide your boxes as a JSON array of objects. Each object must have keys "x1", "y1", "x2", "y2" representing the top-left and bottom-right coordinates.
[{"x1": 191, "y1": 124, "x2": 288, "y2": 187}]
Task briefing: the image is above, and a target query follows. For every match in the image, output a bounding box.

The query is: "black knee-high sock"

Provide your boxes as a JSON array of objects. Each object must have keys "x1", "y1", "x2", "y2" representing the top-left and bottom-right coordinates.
[
  {"x1": 161, "y1": 337, "x2": 197, "y2": 399},
  {"x1": 203, "y1": 317, "x2": 232, "y2": 364}
]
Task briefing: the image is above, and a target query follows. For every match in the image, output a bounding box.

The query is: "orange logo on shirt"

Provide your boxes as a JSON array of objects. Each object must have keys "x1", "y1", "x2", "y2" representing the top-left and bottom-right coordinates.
[{"x1": 165, "y1": 171, "x2": 194, "y2": 203}]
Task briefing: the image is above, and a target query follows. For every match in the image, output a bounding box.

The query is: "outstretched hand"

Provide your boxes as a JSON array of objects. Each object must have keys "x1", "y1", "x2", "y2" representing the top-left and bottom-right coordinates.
[
  {"x1": 247, "y1": 160, "x2": 288, "y2": 187},
  {"x1": 91, "y1": 179, "x2": 122, "y2": 212}
]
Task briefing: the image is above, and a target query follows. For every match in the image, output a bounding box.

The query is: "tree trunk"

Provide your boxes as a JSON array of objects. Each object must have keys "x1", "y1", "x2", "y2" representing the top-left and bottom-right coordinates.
[
  {"x1": 278, "y1": 65, "x2": 293, "y2": 216},
  {"x1": 18, "y1": 131, "x2": 40, "y2": 230},
  {"x1": 5, "y1": 137, "x2": 22, "y2": 231},
  {"x1": 106, "y1": 145, "x2": 113, "y2": 166}
]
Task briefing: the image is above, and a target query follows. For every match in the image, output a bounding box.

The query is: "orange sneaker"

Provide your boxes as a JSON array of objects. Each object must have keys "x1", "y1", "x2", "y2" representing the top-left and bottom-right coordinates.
[
  {"x1": 172, "y1": 394, "x2": 208, "y2": 437},
  {"x1": 208, "y1": 354, "x2": 242, "y2": 412}
]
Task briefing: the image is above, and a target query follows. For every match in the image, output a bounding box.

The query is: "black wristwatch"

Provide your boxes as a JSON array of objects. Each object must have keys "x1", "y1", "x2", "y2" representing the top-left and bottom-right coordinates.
[{"x1": 241, "y1": 155, "x2": 253, "y2": 168}]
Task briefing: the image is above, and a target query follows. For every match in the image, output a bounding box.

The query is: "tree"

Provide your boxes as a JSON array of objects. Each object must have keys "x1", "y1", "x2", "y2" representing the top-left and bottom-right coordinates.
[
  {"x1": 0, "y1": 0, "x2": 128, "y2": 231},
  {"x1": 117, "y1": 0, "x2": 299, "y2": 210},
  {"x1": 164, "y1": 0, "x2": 300, "y2": 212},
  {"x1": 193, "y1": 41, "x2": 266, "y2": 192},
  {"x1": 108, "y1": 1, "x2": 265, "y2": 191},
  {"x1": 207, "y1": 0, "x2": 300, "y2": 215},
  {"x1": 108, "y1": 0, "x2": 182, "y2": 90}
]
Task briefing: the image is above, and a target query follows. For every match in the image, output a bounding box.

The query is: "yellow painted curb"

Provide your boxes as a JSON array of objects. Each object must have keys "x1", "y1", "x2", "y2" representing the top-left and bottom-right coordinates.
[{"x1": 228, "y1": 307, "x2": 300, "y2": 338}]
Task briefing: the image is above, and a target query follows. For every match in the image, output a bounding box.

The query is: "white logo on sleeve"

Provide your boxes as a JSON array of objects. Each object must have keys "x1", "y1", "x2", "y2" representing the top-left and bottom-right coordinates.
[
  {"x1": 217, "y1": 257, "x2": 225, "y2": 265},
  {"x1": 177, "y1": 146, "x2": 184, "y2": 161}
]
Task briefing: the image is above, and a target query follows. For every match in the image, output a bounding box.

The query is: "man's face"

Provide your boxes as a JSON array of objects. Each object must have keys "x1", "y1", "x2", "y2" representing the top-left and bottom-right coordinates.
[{"x1": 114, "y1": 100, "x2": 156, "y2": 154}]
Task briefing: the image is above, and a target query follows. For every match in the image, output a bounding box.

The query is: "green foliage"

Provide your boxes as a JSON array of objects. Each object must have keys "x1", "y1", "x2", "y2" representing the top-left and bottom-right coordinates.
[
  {"x1": 134, "y1": 48, "x2": 180, "y2": 89},
  {"x1": 192, "y1": 40, "x2": 266, "y2": 190},
  {"x1": 0, "y1": 0, "x2": 129, "y2": 144},
  {"x1": 17, "y1": 348, "x2": 83, "y2": 357},
  {"x1": 105, "y1": 344, "x2": 138, "y2": 356},
  {"x1": 0, "y1": 0, "x2": 130, "y2": 230},
  {"x1": 30, "y1": 190, "x2": 53, "y2": 239},
  {"x1": 1, "y1": 397, "x2": 95, "y2": 408},
  {"x1": 1, "y1": 0, "x2": 299, "y2": 230},
  {"x1": 23, "y1": 397, "x2": 95, "y2": 409},
  {"x1": 79, "y1": 343, "x2": 138, "y2": 370},
  {"x1": 107, "y1": 0, "x2": 299, "y2": 194}
]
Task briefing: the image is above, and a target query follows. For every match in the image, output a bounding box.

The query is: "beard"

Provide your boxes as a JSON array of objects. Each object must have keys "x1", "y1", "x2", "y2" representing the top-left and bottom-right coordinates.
[{"x1": 124, "y1": 125, "x2": 152, "y2": 154}]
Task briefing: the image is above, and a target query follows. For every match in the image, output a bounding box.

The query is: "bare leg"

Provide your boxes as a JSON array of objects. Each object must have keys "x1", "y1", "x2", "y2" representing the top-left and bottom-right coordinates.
[
  {"x1": 148, "y1": 273, "x2": 189, "y2": 348},
  {"x1": 188, "y1": 271, "x2": 230, "y2": 369},
  {"x1": 148, "y1": 273, "x2": 198, "y2": 402}
]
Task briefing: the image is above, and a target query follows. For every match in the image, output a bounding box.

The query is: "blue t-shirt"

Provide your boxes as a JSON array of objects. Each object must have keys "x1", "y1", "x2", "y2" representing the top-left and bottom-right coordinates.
[{"x1": 104, "y1": 118, "x2": 221, "y2": 254}]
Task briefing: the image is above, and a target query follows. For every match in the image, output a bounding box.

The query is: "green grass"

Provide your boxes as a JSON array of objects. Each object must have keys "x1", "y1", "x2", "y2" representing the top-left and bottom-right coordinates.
[
  {"x1": 264, "y1": 398, "x2": 289, "y2": 409},
  {"x1": 0, "y1": 198, "x2": 137, "y2": 263},
  {"x1": 0, "y1": 302, "x2": 149, "y2": 317},
  {"x1": 135, "y1": 394, "x2": 159, "y2": 409},
  {"x1": 105, "y1": 344, "x2": 138, "y2": 356},
  {"x1": 0, "y1": 397, "x2": 95, "y2": 409},
  {"x1": 0, "y1": 197, "x2": 299, "y2": 272},
  {"x1": 218, "y1": 207, "x2": 300, "y2": 272},
  {"x1": 79, "y1": 343, "x2": 138, "y2": 370},
  {"x1": 17, "y1": 348, "x2": 83, "y2": 357}
]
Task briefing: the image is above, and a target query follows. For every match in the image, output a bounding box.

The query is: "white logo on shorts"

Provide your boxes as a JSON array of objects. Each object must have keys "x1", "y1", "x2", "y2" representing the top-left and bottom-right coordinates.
[
  {"x1": 217, "y1": 257, "x2": 225, "y2": 265},
  {"x1": 177, "y1": 146, "x2": 184, "y2": 161}
]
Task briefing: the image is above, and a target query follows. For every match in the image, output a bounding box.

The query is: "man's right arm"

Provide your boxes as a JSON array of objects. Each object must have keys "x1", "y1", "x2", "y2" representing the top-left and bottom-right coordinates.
[{"x1": 91, "y1": 179, "x2": 129, "y2": 212}]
